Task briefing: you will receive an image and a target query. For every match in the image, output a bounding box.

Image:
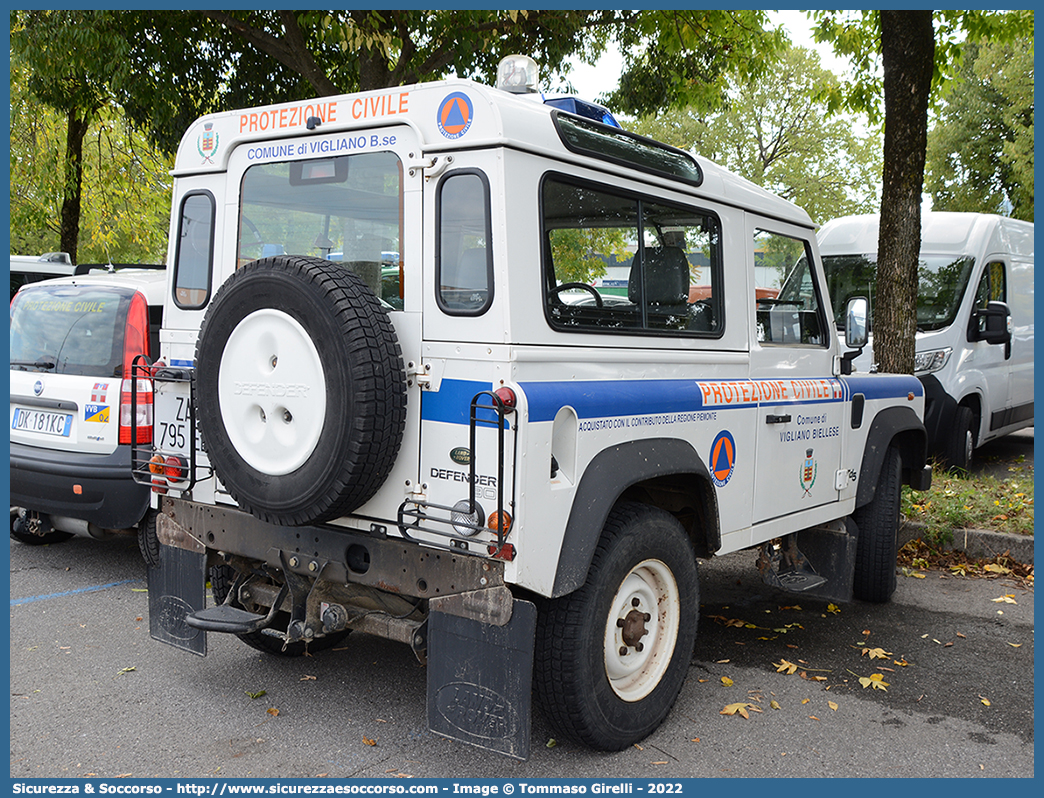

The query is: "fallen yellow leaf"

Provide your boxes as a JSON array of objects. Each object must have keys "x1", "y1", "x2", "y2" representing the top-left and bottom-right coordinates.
[
  {"x1": 267, "y1": 707, "x2": 279, "y2": 716},
  {"x1": 775, "y1": 659, "x2": 798, "y2": 675},
  {"x1": 862, "y1": 647, "x2": 892, "y2": 660},
  {"x1": 1008, "y1": 642, "x2": 1022, "y2": 648},
  {"x1": 362, "y1": 736, "x2": 377, "y2": 746},
  {"x1": 992, "y1": 595, "x2": 1017, "y2": 604},
  {"x1": 721, "y1": 676, "x2": 733, "y2": 687},
  {"x1": 858, "y1": 673, "x2": 889, "y2": 691},
  {"x1": 770, "y1": 700, "x2": 781, "y2": 710},
  {"x1": 827, "y1": 604, "x2": 841, "y2": 615},
  {"x1": 828, "y1": 700, "x2": 838, "y2": 711},
  {"x1": 979, "y1": 696, "x2": 991, "y2": 707},
  {"x1": 720, "y1": 702, "x2": 754, "y2": 719}
]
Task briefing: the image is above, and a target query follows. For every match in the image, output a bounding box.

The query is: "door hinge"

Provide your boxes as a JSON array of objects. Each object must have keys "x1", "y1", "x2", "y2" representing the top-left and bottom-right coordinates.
[{"x1": 406, "y1": 360, "x2": 432, "y2": 389}]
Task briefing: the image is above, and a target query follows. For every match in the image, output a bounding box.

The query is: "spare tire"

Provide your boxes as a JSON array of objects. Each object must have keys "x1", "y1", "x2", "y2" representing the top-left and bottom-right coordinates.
[{"x1": 195, "y1": 255, "x2": 406, "y2": 525}]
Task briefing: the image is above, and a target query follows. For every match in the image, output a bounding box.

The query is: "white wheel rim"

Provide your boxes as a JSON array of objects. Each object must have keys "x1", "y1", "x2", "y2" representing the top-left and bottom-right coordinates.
[
  {"x1": 603, "y1": 558, "x2": 681, "y2": 702},
  {"x1": 218, "y1": 308, "x2": 327, "y2": 476}
]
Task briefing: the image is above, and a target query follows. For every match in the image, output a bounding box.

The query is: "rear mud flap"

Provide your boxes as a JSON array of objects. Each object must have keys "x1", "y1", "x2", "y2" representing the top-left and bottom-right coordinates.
[
  {"x1": 147, "y1": 514, "x2": 208, "y2": 656},
  {"x1": 796, "y1": 520, "x2": 858, "y2": 604},
  {"x1": 427, "y1": 597, "x2": 537, "y2": 760}
]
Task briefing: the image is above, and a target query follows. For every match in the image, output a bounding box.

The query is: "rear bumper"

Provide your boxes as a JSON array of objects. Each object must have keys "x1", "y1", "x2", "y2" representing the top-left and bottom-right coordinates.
[{"x1": 10, "y1": 442, "x2": 149, "y2": 530}]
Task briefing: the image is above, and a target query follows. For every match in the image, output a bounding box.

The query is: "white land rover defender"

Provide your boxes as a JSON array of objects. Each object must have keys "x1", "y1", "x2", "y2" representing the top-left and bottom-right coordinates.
[{"x1": 135, "y1": 56, "x2": 931, "y2": 759}]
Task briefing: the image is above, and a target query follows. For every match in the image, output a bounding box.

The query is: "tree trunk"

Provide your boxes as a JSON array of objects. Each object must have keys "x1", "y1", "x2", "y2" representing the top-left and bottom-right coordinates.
[
  {"x1": 874, "y1": 11, "x2": 934, "y2": 374},
  {"x1": 60, "y1": 111, "x2": 90, "y2": 265}
]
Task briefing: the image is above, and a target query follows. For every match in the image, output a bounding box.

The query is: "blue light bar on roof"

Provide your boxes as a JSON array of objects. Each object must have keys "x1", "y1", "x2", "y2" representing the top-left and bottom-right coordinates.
[{"x1": 543, "y1": 96, "x2": 621, "y2": 129}]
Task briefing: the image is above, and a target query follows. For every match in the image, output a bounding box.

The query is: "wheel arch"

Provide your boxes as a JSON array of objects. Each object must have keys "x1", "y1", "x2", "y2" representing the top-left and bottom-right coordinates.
[
  {"x1": 550, "y1": 437, "x2": 719, "y2": 598},
  {"x1": 855, "y1": 406, "x2": 929, "y2": 508}
]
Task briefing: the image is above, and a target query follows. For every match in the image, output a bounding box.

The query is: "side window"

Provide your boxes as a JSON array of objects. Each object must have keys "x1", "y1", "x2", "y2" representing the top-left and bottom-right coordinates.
[
  {"x1": 974, "y1": 261, "x2": 1007, "y2": 308},
  {"x1": 755, "y1": 229, "x2": 826, "y2": 346},
  {"x1": 973, "y1": 260, "x2": 1007, "y2": 334},
  {"x1": 437, "y1": 171, "x2": 493, "y2": 315},
  {"x1": 542, "y1": 176, "x2": 722, "y2": 335},
  {"x1": 173, "y1": 192, "x2": 215, "y2": 309}
]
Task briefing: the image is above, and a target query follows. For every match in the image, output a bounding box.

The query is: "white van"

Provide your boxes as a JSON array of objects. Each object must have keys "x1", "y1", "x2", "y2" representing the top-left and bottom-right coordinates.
[
  {"x1": 136, "y1": 56, "x2": 931, "y2": 759},
  {"x1": 818, "y1": 212, "x2": 1033, "y2": 469}
]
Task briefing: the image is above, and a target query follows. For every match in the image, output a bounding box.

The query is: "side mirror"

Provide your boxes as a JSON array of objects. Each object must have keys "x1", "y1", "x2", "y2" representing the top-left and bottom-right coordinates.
[
  {"x1": 971, "y1": 300, "x2": 1012, "y2": 346},
  {"x1": 839, "y1": 296, "x2": 869, "y2": 375},
  {"x1": 845, "y1": 296, "x2": 869, "y2": 349}
]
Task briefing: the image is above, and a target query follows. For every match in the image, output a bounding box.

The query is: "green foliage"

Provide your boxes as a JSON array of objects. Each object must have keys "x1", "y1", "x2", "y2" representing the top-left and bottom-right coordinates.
[
  {"x1": 926, "y1": 38, "x2": 1034, "y2": 221},
  {"x1": 607, "y1": 10, "x2": 786, "y2": 116},
  {"x1": 548, "y1": 228, "x2": 626, "y2": 284},
  {"x1": 631, "y1": 46, "x2": 882, "y2": 225},
  {"x1": 9, "y1": 59, "x2": 172, "y2": 263},
  {"x1": 903, "y1": 461, "x2": 1034, "y2": 546},
  {"x1": 811, "y1": 9, "x2": 1034, "y2": 123}
]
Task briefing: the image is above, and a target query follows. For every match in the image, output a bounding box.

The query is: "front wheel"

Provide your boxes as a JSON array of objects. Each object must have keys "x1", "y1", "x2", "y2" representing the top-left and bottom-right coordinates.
[
  {"x1": 853, "y1": 445, "x2": 901, "y2": 602},
  {"x1": 534, "y1": 502, "x2": 698, "y2": 750},
  {"x1": 942, "y1": 405, "x2": 975, "y2": 471}
]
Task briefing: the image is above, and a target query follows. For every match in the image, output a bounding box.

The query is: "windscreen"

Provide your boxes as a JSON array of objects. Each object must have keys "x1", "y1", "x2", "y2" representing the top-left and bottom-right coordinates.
[
  {"x1": 10, "y1": 283, "x2": 133, "y2": 376},
  {"x1": 822, "y1": 254, "x2": 976, "y2": 332}
]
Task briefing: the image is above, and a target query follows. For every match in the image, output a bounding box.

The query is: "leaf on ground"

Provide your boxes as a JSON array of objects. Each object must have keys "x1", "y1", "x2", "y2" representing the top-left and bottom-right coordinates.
[
  {"x1": 828, "y1": 701, "x2": 839, "y2": 711},
  {"x1": 800, "y1": 672, "x2": 827, "y2": 682},
  {"x1": 858, "y1": 673, "x2": 889, "y2": 691},
  {"x1": 979, "y1": 696, "x2": 991, "y2": 707},
  {"x1": 1007, "y1": 642, "x2": 1022, "y2": 648},
  {"x1": 984, "y1": 564, "x2": 1011, "y2": 575},
  {"x1": 362, "y1": 736, "x2": 376, "y2": 746},
  {"x1": 827, "y1": 604, "x2": 841, "y2": 614},
  {"x1": 546, "y1": 738, "x2": 557, "y2": 748},
  {"x1": 246, "y1": 690, "x2": 267, "y2": 699},
  {"x1": 894, "y1": 658, "x2": 909, "y2": 666},
  {"x1": 775, "y1": 659, "x2": 798, "y2": 675},
  {"x1": 267, "y1": 707, "x2": 279, "y2": 716},
  {"x1": 720, "y1": 702, "x2": 756, "y2": 718},
  {"x1": 115, "y1": 667, "x2": 136, "y2": 676},
  {"x1": 721, "y1": 676, "x2": 734, "y2": 687},
  {"x1": 300, "y1": 675, "x2": 317, "y2": 681},
  {"x1": 770, "y1": 700, "x2": 781, "y2": 710},
  {"x1": 992, "y1": 595, "x2": 1017, "y2": 604},
  {"x1": 862, "y1": 647, "x2": 892, "y2": 660}
]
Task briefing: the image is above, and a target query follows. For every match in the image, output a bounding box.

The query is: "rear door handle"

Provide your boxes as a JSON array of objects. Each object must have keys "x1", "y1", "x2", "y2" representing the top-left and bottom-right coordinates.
[{"x1": 765, "y1": 414, "x2": 791, "y2": 424}]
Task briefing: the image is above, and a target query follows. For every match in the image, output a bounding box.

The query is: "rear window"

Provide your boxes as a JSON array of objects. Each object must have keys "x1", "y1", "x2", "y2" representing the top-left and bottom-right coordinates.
[{"x1": 10, "y1": 283, "x2": 134, "y2": 377}]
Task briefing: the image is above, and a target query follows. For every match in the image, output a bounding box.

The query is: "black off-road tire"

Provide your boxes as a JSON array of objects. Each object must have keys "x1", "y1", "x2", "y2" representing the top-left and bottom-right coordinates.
[
  {"x1": 194, "y1": 256, "x2": 406, "y2": 526},
  {"x1": 942, "y1": 405, "x2": 975, "y2": 471},
  {"x1": 137, "y1": 510, "x2": 160, "y2": 569},
  {"x1": 853, "y1": 445, "x2": 901, "y2": 603},
  {"x1": 534, "y1": 502, "x2": 699, "y2": 750},
  {"x1": 209, "y1": 564, "x2": 350, "y2": 657}
]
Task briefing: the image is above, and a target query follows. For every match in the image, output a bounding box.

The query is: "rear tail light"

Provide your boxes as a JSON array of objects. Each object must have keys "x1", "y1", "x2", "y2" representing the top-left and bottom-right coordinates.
[
  {"x1": 120, "y1": 377, "x2": 153, "y2": 444},
  {"x1": 164, "y1": 455, "x2": 188, "y2": 482},
  {"x1": 119, "y1": 291, "x2": 153, "y2": 445}
]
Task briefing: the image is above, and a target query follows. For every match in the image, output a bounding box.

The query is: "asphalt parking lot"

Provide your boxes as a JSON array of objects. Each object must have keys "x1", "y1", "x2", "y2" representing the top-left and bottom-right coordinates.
[{"x1": 9, "y1": 525, "x2": 1033, "y2": 779}]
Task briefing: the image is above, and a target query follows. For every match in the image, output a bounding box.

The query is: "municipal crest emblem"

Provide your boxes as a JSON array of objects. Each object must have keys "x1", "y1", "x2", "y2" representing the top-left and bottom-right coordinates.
[
  {"x1": 799, "y1": 448, "x2": 817, "y2": 497},
  {"x1": 197, "y1": 122, "x2": 219, "y2": 164}
]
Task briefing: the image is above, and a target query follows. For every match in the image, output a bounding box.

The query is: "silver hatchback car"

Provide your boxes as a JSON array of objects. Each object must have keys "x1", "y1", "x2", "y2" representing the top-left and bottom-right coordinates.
[{"x1": 9, "y1": 268, "x2": 166, "y2": 552}]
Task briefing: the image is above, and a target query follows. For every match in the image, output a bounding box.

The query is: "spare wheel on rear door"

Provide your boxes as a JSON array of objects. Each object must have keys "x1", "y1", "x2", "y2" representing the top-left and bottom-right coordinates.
[{"x1": 195, "y1": 255, "x2": 406, "y2": 526}]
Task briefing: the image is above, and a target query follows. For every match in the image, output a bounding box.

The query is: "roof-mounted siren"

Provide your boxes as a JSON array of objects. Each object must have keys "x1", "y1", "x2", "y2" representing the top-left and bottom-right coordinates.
[{"x1": 497, "y1": 55, "x2": 541, "y2": 94}]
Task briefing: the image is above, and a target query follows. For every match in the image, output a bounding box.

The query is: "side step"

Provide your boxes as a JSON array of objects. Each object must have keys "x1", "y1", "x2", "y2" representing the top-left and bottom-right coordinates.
[
  {"x1": 758, "y1": 537, "x2": 828, "y2": 593},
  {"x1": 185, "y1": 584, "x2": 288, "y2": 634},
  {"x1": 757, "y1": 522, "x2": 858, "y2": 603}
]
